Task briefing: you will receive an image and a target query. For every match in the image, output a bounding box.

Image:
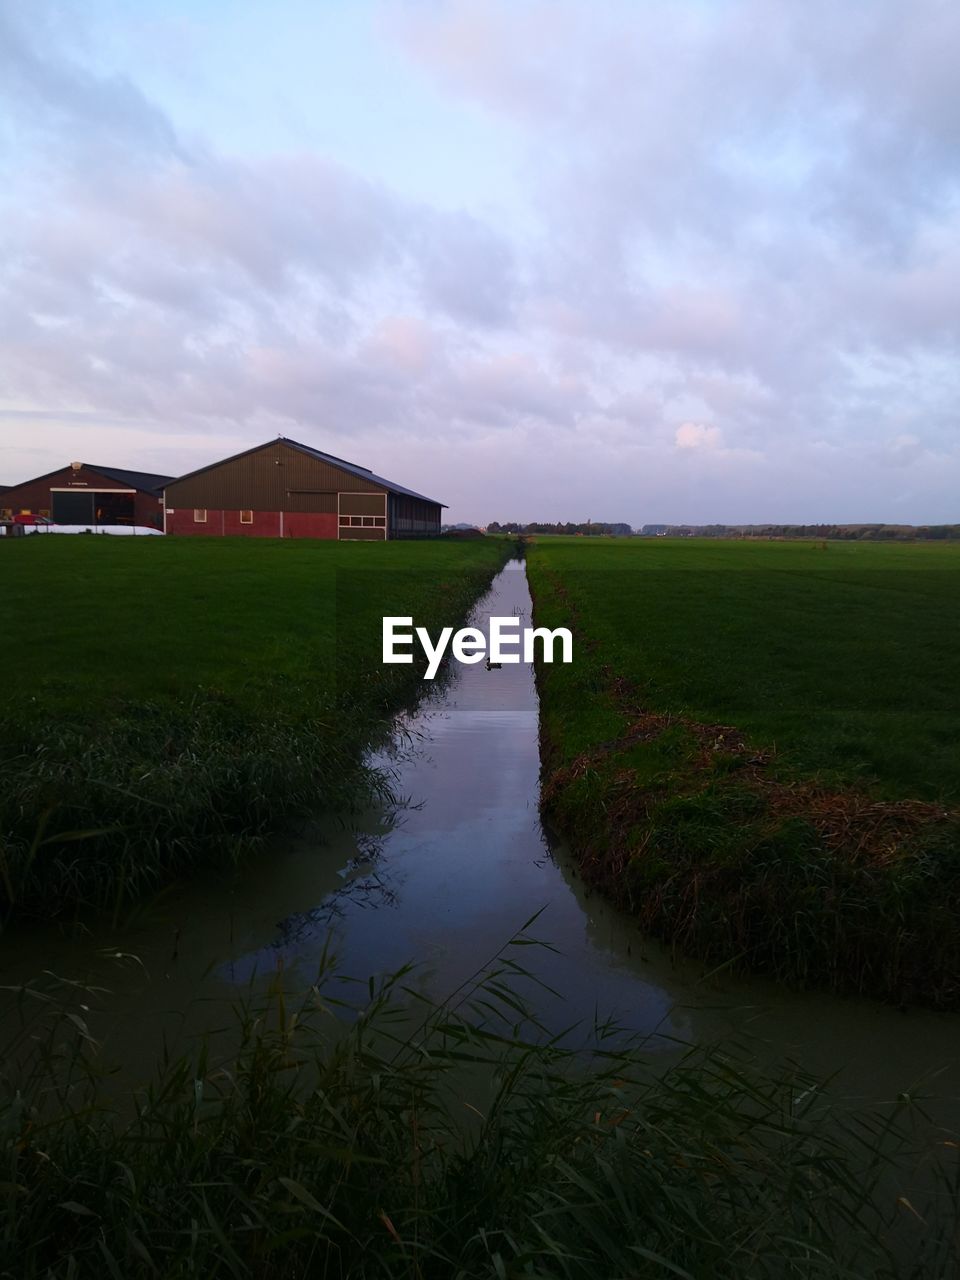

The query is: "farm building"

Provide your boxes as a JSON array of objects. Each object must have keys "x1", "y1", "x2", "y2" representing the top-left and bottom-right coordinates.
[
  {"x1": 163, "y1": 438, "x2": 445, "y2": 540},
  {"x1": 0, "y1": 462, "x2": 172, "y2": 528}
]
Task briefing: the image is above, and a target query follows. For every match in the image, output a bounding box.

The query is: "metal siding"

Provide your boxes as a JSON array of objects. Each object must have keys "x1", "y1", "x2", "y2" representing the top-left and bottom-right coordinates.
[
  {"x1": 164, "y1": 445, "x2": 284, "y2": 510},
  {"x1": 390, "y1": 494, "x2": 442, "y2": 538},
  {"x1": 282, "y1": 490, "x2": 339, "y2": 514},
  {"x1": 165, "y1": 441, "x2": 384, "y2": 512},
  {"x1": 286, "y1": 438, "x2": 443, "y2": 505},
  {"x1": 339, "y1": 525, "x2": 386, "y2": 541},
  {"x1": 279, "y1": 442, "x2": 383, "y2": 501},
  {"x1": 338, "y1": 492, "x2": 386, "y2": 517}
]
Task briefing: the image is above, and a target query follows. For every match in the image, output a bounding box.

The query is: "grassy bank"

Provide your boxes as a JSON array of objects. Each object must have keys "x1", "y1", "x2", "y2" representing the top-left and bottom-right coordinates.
[
  {"x1": 0, "y1": 536, "x2": 510, "y2": 919},
  {"x1": 527, "y1": 537, "x2": 960, "y2": 1006},
  {"x1": 2, "y1": 938, "x2": 955, "y2": 1278}
]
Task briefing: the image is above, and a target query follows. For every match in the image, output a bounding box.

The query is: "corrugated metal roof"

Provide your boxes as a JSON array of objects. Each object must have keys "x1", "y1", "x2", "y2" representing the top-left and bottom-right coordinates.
[
  {"x1": 2, "y1": 463, "x2": 173, "y2": 493},
  {"x1": 281, "y1": 438, "x2": 445, "y2": 507},
  {"x1": 88, "y1": 466, "x2": 174, "y2": 494},
  {"x1": 166, "y1": 437, "x2": 445, "y2": 508}
]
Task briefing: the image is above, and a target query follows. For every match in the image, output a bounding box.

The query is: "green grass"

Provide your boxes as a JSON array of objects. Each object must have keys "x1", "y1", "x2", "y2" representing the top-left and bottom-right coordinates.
[
  {"x1": 0, "y1": 536, "x2": 510, "y2": 918},
  {"x1": 527, "y1": 537, "x2": 960, "y2": 1004},
  {"x1": 2, "y1": 931, "x2": 955, "y2": 1278}
]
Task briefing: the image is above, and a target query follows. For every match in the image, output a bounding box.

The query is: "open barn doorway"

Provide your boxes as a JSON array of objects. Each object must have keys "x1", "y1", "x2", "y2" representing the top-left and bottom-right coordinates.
[
  {"x1": 51, "y1": 490, "x2": 136, "y2": 525},
  {"x1": 93, "y1": 492, "x2": 136, "y2": 525}
]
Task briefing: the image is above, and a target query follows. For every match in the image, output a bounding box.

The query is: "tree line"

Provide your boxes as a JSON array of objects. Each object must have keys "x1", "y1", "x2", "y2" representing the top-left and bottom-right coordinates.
[
  {"x1": 482, "y1": 521, "x2": 960, "y2": 540},
  {"x1": 486, "y1": 521, "x2": 633, "y2": 536},
  {"x1": 638, "y1": 523, "x2": 960, "y2": 540}
]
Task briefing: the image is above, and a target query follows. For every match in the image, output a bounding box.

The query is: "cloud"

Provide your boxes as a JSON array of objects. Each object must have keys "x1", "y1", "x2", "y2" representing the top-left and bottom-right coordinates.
[
  {"x1": 675, "y1": 423, "x2": 722, "y2": 451},
  {"x1": 0, "y1": 1, "x2": 182, "y2": 161},
  {"x1": 880, "y1": 434, "x2": 926, "y2": 468},
  {"x1": 414, "y1": 209, "x2": 518, "y2": 326},
  {"x1": 1, "y1": 0, "x2": 959, "y2": 523}
]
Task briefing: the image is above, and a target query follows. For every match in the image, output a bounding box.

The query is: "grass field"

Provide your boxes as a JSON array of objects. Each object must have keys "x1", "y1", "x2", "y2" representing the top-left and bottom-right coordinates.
[
  {"x1": 527, "y1": 537, "x2": 960, "y2": 1004},
  {"x1": 0, "y1": 535, "x2": 510, "y2": 918}
]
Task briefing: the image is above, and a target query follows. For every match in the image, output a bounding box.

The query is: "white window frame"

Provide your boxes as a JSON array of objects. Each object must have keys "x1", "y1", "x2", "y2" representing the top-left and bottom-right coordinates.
[
  {"x1": 337, "y1": 491, "x2": 387, "y2": 540},
  {"x1": 240, "y1": 509, "x2": 253, "y2": 525},
  {"x1": 194, "y1": 508, "x2": 207, "y2": 523}
]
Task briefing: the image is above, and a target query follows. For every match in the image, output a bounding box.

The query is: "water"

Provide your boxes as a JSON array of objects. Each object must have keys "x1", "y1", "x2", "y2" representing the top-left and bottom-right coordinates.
[{"x1": 2, "y1": 559, "x2": 958, "y2": 1105}]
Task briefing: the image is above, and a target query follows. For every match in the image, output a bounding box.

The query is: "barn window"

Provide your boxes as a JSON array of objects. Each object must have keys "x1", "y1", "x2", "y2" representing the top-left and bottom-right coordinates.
[
  {"x1": 362, "y1": 516, "x2": 375, "y2": 526},
  {"x1": 351, "y1": 516, "x2": 364, "y2": 526},
  {"x1": 194, "y1": 509, "x2": 207, "y2": 523},
  {"x1": 374, "y1": 517, "x2": 386, "y2": 527},
  {"x1": 339, "y1": 515, "x2": 350, "y2": 527},
  {"x1": 240, "y1": 510, "x2": 253, "y2": 524}
]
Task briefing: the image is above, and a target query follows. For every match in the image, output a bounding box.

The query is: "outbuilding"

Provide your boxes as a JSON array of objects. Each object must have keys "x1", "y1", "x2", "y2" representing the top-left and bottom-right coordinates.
[
  {"x1": 0, "y1": 462, "x2": 172, "y2": 529},
  {"x1": 163, "y1": 437, "x2": 445, "y2": 540}
]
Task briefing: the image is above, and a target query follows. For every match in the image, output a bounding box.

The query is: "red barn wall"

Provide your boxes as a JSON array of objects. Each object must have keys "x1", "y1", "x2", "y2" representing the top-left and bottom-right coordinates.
[
  {"x1": 164, "y1": 509, "x2": 338, "y2": 539},
  {"x1": 283, "y1": 513, "x2": 338, "y2": 538}
]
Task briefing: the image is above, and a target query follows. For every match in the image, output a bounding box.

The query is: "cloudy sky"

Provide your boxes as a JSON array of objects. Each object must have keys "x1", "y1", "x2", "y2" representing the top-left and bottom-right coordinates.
[{"x1": 2, "y1": 0, "x2": 958, "y2": 524}]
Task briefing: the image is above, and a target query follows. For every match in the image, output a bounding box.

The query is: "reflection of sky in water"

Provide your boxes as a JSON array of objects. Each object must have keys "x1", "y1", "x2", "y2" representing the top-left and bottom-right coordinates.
[
  {"x1": 2, "y1": 561, "x2": 957, "y2": 1095},
  {"x1": 217, "y1": 562, "x2": 689, "y2": 1046}
]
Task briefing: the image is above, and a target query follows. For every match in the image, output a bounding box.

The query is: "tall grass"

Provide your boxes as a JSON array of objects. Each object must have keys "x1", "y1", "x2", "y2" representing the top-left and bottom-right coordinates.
[
  {"x1": 1, "y1": 931, "x2": 956, "y2": 1278},
  {"x1": 0, "y1": 540, "x2": 512, "y2": 921},
  {"x1": 0, "y1": 694, "x2": 392, "y2": 918}
]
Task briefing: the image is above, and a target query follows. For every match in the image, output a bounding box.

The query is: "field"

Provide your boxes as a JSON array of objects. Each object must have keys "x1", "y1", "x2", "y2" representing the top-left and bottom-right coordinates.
[
  {"x1": 527, "y1": 537, "x2": 960, "y2": 1004},
  {"x1": 0, "y1": 535, "x2": 509, "y2": 917}
]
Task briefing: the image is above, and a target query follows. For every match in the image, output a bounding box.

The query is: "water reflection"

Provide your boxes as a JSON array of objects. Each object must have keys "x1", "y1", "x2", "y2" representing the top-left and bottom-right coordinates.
[
  {"x1": 1, "y1": 560, "x2": 957, "y2": 1103},
  {"x1": 213, "y1": 561, "x2": 684, "y2": 1044}
]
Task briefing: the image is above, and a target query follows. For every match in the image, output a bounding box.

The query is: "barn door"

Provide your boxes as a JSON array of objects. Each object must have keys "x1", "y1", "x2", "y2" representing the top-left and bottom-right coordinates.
[
  {"x1": 338, "y1": 492, "x2": 387, "y2": 540},
  {"x1": 52, "y1": 491, "x2": 95, "y2": 523}
]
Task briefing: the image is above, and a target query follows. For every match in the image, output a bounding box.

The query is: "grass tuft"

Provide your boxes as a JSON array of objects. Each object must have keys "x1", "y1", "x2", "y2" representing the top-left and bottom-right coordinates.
[{"x1": 1, "y1": 933, "x2": 956, "y2": 1278}]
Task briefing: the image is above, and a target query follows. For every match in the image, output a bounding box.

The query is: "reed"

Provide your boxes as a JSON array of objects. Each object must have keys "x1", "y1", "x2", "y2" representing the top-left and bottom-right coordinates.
[
  {"x1": 0, "y1": 697, "x2": 390, "y2": 917},
  {"x1": 0, "y1": 538, "x2": 511, "y2": 921},
  {"x1": 1, "y1": 931, "x2": 955, "y2": 1278}
]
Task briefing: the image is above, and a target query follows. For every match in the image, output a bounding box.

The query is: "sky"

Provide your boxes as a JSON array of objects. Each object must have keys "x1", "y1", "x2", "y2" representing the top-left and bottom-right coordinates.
[{"x1": 1, "y1": 0, "x2": 958, "y2": 525}]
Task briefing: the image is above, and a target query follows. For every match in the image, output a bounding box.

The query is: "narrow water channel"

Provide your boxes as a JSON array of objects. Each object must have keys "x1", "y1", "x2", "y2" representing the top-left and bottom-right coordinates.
[{"x1": 2, "y1": 559, "x2": 958, "y2": 1105}]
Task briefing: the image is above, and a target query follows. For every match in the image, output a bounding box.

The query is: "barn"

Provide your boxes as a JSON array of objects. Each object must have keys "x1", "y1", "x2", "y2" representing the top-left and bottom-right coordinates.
[
  {"x1": 0, "y1": 462, "x2": 172, "y2": 528},
  {"x1": 163, "y1": 438, "x2": 445, "y2": 540}
]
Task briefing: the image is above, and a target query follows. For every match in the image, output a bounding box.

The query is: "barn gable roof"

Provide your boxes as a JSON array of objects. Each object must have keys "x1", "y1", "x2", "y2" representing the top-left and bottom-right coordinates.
[
  {"x1": 3, "y1": 463, "x2": 173, "y2": 494},
  {"x1": 283, "y1": 439, "x2": 446, "y2": 506},
  {"x1": 166, "y1": 437, "x2": 446, "y2": 507},
  {"x1": 86, "y1": 466, "x2": 174, "y2": 494}
]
